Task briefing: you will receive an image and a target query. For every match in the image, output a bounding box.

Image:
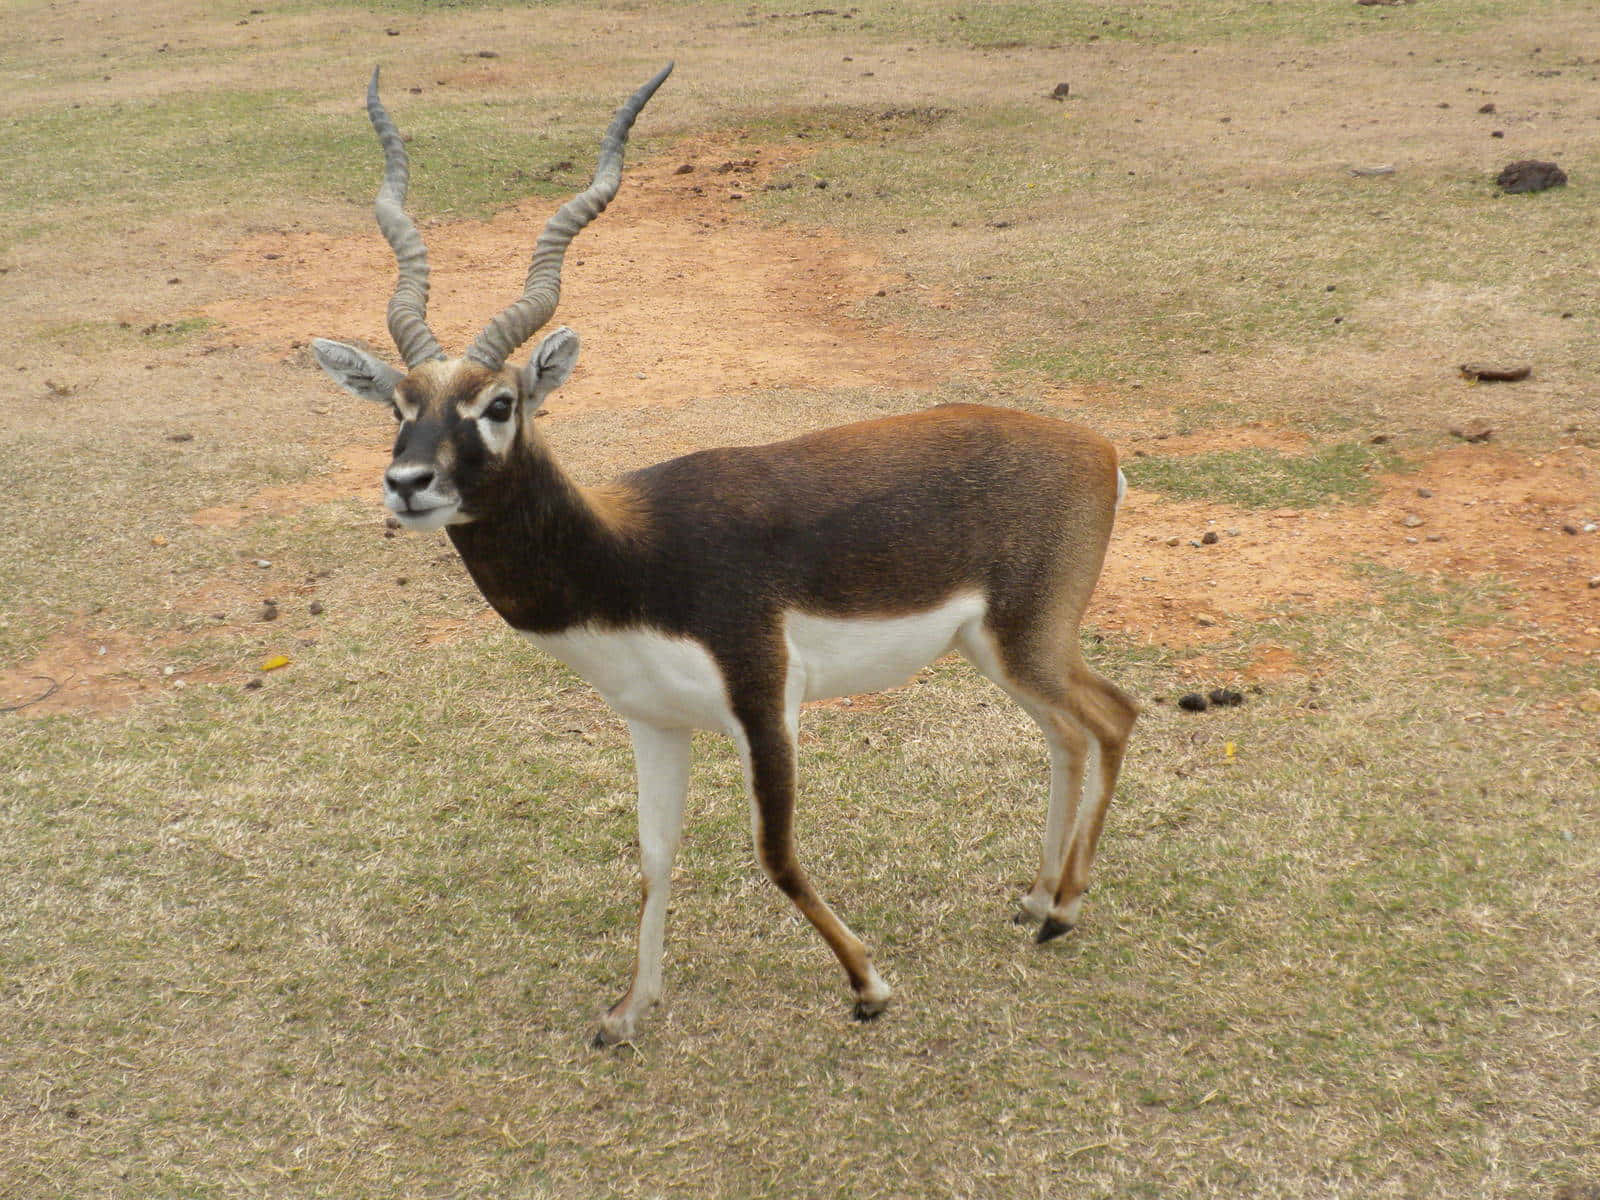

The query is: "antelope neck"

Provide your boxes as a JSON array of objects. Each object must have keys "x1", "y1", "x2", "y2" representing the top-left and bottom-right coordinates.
[{"x1": 446, "y1": 437, "x2": 639, "y2": 635}]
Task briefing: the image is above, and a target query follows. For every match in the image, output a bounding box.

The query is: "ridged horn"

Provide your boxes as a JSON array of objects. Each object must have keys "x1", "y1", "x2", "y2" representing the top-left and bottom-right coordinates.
[
  {"x1": 367, "y1": 67, "x2": 445, "y2": 368},
  {"x1": 465, "y1": 63, "x2": 673, "y2": 371}
]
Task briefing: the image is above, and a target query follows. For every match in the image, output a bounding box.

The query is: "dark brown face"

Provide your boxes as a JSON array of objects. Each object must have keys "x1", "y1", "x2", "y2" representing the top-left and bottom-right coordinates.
[
  {"x1": 312, "y1": 325, "x2": 581, "y2": 530},
  {"x1": 384, "y1": 359, "x2": 524, "y2": 531}
]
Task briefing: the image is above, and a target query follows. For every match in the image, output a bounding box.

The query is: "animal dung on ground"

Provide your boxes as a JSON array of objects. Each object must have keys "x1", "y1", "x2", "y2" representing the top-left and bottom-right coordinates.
[
  {"x1": 1458, "y1": 363, "x2": 1530, "y2": 383},
  {"x1": 1177, "y1": 689, "x2": 1245, "y2": 713},
  {"x1": 1049, "y1": 82, "x2": 1070, "y2": 100},
  {"x1": 1496, "y1": 160, "x2": 1567, "y2": 194}
]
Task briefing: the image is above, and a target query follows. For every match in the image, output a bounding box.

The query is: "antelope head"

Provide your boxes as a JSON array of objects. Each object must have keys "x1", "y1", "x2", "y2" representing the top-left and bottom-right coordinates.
[{"x1": 311, "y1": 65, "x2": 672, "y2": 531}]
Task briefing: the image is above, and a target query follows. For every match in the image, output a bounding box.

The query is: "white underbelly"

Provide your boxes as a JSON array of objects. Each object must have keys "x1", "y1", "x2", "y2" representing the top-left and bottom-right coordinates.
[
  {"x1": 520, "y1": 591, "x2": 988, "y2": 731},
  {"x1": 784, "y1": 591, "x2": 987, "y2": 702}
]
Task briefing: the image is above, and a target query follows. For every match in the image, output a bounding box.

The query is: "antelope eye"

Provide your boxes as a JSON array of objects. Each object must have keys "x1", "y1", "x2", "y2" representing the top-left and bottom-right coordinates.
[{"x1": 484, "y1": 395, "x2": 515, "y2": 422}]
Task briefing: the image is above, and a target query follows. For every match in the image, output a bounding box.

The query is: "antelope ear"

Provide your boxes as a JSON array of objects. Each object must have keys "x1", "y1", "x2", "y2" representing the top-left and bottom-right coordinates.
[
  {"x1": 311, "y1": 338, "x2": 404, "y2": 404},
  {"x1": 521, "y1": 326, "x2": 580, "y2": 410}
]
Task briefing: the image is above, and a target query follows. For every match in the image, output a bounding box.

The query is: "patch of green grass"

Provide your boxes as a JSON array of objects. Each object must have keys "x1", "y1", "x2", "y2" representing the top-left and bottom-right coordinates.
[
  {"x1": 1123, "y1": 441, "x2": 1399, "y2": 508},
  {"x1": 757, "y1": 81, "x2": 1594, "y2": 401},
  {"x1": 0, "y1": 89, "x2": 629, "y2": 235},
  {"x1": 713, "y1": 0, "x2": 1550, "y2": 46},
  {"x1": 999, "y1": 344, "x2": 1128, "y2": 383},
  {"x1": 288, "y1": 0, "x2": 562, "y2": 10},
  {"x1": 28, "y1": 316, "x2": 216, "y2": 349},
  {"x1": 1350, "y1": 560, "x2": 1512, "y2": 627},
  {"x1": 138, "y1": 316, "x2": 216, "y2": 343}
]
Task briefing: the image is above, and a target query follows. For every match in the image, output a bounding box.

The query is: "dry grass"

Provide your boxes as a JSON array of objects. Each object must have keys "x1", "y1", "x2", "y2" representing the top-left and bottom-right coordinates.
[
  {"x1": 2, "y1": 2, "x2": 1597, "y2": 1197},
  {"x1": 5, "y1": 608, "x2": 1597, "y2": 1197}
]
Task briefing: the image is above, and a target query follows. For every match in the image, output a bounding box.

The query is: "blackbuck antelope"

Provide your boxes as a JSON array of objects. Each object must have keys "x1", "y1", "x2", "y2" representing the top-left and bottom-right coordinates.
[{"x1": 311, "y1": 63, "x2": 1139, "y2": 1045}]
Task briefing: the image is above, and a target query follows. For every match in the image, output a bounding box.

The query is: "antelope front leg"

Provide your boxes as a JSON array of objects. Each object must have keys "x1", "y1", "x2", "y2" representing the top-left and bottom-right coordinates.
[
  {"x1": 735, "y1": 710, "x2": 891, "y2": 1021},
  {"x1": 593, "y1": 721, "x2": 691, "y2": 1047}
]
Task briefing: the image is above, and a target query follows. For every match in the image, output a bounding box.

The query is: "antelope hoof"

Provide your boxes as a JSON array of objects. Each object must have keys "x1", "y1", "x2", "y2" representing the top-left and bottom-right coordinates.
[
  {"x1": 592, "y1": 1007, "x2": 638, "y2": 1048},
  {"x1": 1035, "y1": 916, "x2": 1075, "y2": 944},
  {"x1": 852, "y1": 998, "x2": 888, "y2": 1022},
  {"x1": 1018, "y1": 889, "x2": 1054, "y2": 924}
]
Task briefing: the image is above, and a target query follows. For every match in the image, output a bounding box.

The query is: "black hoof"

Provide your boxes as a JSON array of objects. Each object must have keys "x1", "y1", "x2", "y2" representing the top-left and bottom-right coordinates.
[
  {"x1": 851, "y1": 1001, "x2": 885, "y2": 1022},
  {"x1": 590, "y1": 1030, "x2": 610, "y2": 1049},
  {"x1": 1035, "y1": 916, "x2": 1075, "y2": 944}
]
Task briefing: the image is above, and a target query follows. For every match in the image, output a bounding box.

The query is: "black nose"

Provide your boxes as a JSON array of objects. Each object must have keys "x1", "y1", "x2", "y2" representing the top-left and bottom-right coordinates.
[{"x1": 386, "y1": 464, "x2": 434, "y2": 504}]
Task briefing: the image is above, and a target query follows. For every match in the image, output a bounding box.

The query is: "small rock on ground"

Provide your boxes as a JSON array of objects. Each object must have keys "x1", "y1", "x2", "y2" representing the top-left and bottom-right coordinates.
[{"x1": 1448, "y1": 419, "x2": 1495, "y2": 443}]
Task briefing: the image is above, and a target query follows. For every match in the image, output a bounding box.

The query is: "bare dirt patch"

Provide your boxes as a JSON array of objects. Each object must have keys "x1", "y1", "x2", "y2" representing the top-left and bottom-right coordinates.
[
  {"x1": 73, "y1": 130, "x2": 1566, "y2": 722},
  {"x1": 190, "y1": 444, "x2": 390, "y2": 528},
  {"x1": 1096, "y1": 441, "x2": 1600, "y2": 660},
  {"x1": 206, "y1": 138, "x2": 964, "y2": 410},
  {"x1": 190, "y1": 144, "x2": 1600, "y2": 697},
  {"x1": 0, "y1": 629, "x2": 212, "y2": 719}
]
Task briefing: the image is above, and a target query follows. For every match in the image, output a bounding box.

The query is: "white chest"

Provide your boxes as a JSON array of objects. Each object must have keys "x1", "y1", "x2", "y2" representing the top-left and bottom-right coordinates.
[{"x1": 519, "y1": 625, "x2": 735, "y2": 732}]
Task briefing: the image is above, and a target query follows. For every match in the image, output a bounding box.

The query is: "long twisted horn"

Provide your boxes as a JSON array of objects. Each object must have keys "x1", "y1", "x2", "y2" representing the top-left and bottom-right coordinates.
[
  {"x1": 465, "y1": 63, "x2": 673, "y2": 371},
  {"x1": 367, "y1": 67, "x2": 445, "y2": 368}
]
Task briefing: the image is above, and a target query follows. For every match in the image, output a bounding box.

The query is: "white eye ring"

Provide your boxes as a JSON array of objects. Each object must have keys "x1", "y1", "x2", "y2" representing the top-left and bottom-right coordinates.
[{"x1": 484, "y1": 394, "x2": 515, "y2": 422}]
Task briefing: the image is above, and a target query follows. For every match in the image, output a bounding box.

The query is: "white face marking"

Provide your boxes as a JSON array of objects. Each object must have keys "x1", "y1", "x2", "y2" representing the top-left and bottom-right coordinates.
[
  {"x1": 385, "y1": 361, "x2": 504, "y2": 529},
  {"x1": 519, "y1": 626, "x2": 736, "y2": 732},
  {"x1": 464, "y1": 382, "x2": 519, "y2": 459},
  {"x1": 783, "y1": 591, "x2": 988, "y2": 703},
  {"x1": 386, "y1": 501, "x2": 466, "y2": 531}
]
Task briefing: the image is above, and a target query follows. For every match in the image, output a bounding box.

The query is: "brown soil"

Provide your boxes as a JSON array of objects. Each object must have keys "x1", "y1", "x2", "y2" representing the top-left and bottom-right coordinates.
[
  {"x1": 0, "y1": 628, "x2": 220, "y2": 718},
  {"x1": 1097, "y1": 442, "x2": 1600, "y2": 661},
  {"x1": 190, "y1": 445, "x2": 392, "y2": 528},
  {"x1": 19, "y1": 140, "x2": 1600, "y2": 717},
  {"x1": 205, "y1": 137, "x2": 964, "y2": 410}
]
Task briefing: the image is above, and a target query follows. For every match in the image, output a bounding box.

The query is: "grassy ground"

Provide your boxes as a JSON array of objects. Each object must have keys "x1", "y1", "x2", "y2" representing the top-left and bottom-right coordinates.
[{"x1": 2, "y1": 2, "x2": 1597, "y2": 1197}]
